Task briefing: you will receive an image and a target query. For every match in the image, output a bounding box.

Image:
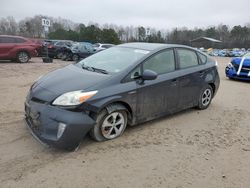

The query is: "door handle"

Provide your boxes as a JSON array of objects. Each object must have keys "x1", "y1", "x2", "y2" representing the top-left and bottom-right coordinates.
[{"x1": 128, "y1": 90, "x2": 136, "y2": 95}]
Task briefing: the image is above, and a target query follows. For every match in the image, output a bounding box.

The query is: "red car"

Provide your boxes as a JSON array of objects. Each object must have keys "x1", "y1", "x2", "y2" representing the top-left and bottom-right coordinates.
[{"x1": 0, "y1": 35, "x2": 39, "y2": 63}]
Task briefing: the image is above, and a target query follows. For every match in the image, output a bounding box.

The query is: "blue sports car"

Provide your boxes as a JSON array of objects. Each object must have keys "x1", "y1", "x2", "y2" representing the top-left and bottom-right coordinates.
[{"x1": 225, "y1": 52, "x2": 250, "y2": 80}]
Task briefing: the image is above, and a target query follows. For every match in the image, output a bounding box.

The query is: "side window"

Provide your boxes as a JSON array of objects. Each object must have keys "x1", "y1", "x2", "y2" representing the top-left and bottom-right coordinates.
[
  {"x1": 197, "y1": 52, "x2": 207, "y2": 64},
  {"x1": 123, "y1": 66, "x2": 141, "y2": 82},
  {"x1": 0, "y1": 37, "x2": 15, "y2": 43},
  {"x1": 79, "y1": 45, "x2": 87, "y2": 52},
  {"x1": 177, "y1": 49, "x2": 199, "y2": 69},
  {"x1": 15, "y1": 38, "x2": 26, "y2": 43},
  {"x1": 143, "y1": 49, "x2": 175, "y2": 74}
]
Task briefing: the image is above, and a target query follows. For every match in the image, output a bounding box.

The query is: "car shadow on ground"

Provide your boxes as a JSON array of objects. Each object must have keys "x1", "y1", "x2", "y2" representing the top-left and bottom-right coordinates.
[{"x1": 76, "y1": 107, "x2": 198, "y2": 152}]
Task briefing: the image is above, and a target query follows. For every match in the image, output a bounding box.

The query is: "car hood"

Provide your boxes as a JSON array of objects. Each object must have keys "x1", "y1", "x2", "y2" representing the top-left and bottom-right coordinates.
[
  {"x1": 31, "y1": 64, "x2": 110, "y2": 102},
  {"x1": 232, "y1": 57, "x2": 250, "y2": 66}
]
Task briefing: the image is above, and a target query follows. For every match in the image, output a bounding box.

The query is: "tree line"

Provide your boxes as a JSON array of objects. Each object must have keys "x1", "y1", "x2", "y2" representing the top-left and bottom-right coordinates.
[{"x1": 0, "y1": 15, "x2": 250, "y2": 48}]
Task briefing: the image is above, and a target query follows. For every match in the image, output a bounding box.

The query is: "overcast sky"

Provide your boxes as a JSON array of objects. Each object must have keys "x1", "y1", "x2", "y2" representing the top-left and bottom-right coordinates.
[{"x1": 1, "y1": 0, "x2": 250, "y2": 29}]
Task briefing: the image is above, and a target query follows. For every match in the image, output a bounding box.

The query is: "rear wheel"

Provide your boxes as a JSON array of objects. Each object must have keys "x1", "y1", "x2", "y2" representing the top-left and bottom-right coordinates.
[
  {"x1": 197, "y1": 85, "x2": 213, "y2": 110},
  {"x1": 90, "y1": 109, "x2": 127, "y2": 142},
  {"x1": 17, "y1": 51, "x2": 29, "y2": 63}
]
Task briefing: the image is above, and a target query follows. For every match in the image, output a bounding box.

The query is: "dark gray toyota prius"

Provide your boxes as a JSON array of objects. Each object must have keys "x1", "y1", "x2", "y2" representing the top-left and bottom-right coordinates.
[{"x1": 25, "y1": 43, "x2": 220, "y2": 150}]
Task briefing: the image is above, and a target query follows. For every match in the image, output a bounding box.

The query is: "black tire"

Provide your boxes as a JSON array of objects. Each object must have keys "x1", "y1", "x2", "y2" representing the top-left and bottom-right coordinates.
[
  {"x1": 17, "y1": 51, "x2": 30, "y2": 63},
  {"x1": 72, "y1": 54, "x2": 79, "y2": 61},
  {"x1": 56, "y1": 52, "x2": 63, "y2": 59},
  {"x1": 90, "y1": 108, "x2": 127, "y2": 142},
  {"x1": 197, "y1": 85, "x2": 213, "y2": 110},
  {"x1": 61, "y1": 54, "x2": 68, "y2": 61}
]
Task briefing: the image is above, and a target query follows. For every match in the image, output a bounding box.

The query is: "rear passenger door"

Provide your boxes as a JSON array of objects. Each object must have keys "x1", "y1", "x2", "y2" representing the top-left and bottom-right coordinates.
[{"x1": 175, "y1": 48, "x2": 205, "y2": 109}]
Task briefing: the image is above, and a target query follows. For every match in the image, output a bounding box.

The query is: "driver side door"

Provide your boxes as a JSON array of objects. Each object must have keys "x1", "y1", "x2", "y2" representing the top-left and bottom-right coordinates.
[{"x1": 135, "y1": 49, "x2": 179, "y2": 123}]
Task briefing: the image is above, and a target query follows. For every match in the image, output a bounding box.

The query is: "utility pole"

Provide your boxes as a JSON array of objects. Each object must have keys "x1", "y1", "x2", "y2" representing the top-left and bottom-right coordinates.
[{"x1": 42, "y1": 18, "x2": 53, "y2": 63}]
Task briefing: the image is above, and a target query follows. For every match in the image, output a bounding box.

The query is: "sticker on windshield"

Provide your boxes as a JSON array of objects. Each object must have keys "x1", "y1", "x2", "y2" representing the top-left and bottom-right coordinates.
[{"x1": 134, "y1": 49, "x2": 150, "y2": 54}]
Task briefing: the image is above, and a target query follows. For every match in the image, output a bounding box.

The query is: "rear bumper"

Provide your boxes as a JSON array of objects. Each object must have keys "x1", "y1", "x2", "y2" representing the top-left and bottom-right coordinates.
[
  {"x1": 24, "y1": 100, "x2": 96, "y2": 150},
  {"x1": 225, "y1": 66, "x2": 250, "y2": 81}
]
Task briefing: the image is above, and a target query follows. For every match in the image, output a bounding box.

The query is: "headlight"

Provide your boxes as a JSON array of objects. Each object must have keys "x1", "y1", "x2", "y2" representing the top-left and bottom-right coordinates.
[
  {"x1": 228, "y1": 62, "x2": 233, "y2": 68},
  {"x1": 215, "y1": 61, "x2": 218, "y2": 67},
  {"x1": 52, "y1": 90, "x2": 98, "y2": 106}
]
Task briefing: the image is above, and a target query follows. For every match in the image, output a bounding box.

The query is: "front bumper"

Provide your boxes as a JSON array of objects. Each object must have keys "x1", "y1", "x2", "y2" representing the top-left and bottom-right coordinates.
[
  {"x1": 225, "y1": 66, "x2": 250, "y2": 81},
  {"x1": 24, "y1": 100, "x2": 95, "y2": 150}
]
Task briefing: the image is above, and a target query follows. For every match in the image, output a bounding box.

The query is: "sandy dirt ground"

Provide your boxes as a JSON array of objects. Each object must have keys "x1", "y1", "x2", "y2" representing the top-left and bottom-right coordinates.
[{"x1": 0, "y1": 57, "x2": 250, "y2": 188}]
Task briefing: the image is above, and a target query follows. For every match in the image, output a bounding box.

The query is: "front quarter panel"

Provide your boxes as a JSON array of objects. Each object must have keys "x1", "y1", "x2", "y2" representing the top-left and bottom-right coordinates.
[{"x1": 82, "y1": 80, "x2": 137, "y2": 116}]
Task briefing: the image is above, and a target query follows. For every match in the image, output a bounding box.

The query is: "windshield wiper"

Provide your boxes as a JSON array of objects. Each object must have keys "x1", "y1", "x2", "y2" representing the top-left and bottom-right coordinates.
[
  {"x1": 91, "y1": 67, "x2": 109, "y2": 74},
  {"x1": 82, "y1": 64, "x2": 94, "y2": 72},
  {"x1": 81, "y1": 64, "x2": 108, "y2": 74}
]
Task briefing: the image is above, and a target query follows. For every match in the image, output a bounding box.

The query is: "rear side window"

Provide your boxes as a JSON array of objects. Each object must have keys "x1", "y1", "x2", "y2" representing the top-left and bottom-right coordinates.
[
  {"x1": 143, "y1": 49, "x2": 175, "y2": 74},
  {"x1": 177, "y1": 49, "x2": 199, "y2": 69},
  {"x1": 197, "y1": 52, "x2": 207, "y2": 64},
  {"x1": 15, "y1": 38, "x2": 26, "y2": 43}
]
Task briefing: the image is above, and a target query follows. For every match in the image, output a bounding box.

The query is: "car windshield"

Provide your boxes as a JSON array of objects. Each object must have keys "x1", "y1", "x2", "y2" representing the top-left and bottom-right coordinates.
[
  {"x1": 244, "y1": 52, "x2": 250, "y2": 58},
  {"x1": 78, "y1": 47, "x2": 149, "y2": 73}
]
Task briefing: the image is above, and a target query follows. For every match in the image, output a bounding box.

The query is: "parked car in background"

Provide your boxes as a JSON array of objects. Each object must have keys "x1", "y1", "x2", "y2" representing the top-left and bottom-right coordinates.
[
  {"x1": 61, "y1": 42, "x2": 96, "y2": 61},
  {"x1": 226, "y1": 52, "x2": 250, "y2": 80},
  {"x1": 29, "y1": 38, "x2": 44, "y2": 56},
  {"x1": 42, "y1": 40, "x2": 74, "y2": 58},
  {"x1": 218, "y1": 50, "x2": 227, "y2": 57},
  {"x1": 93, "y1": 43, "x2": 115, "y2": 52},
  {"x1": 207, "y1": 48, "x2": 246, "y2": 57},
  {"x1": 25, "y1": 43, "x2": 220, "y2": 150},
  {"x1": 0, "y1": 35, "x2": 38, "y2": 63}
]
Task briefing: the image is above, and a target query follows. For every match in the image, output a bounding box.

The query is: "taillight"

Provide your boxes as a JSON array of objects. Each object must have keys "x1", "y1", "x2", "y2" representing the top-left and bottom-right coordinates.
[{"x1": 48, "y1": 44, "x2": 54, "y2": 48}]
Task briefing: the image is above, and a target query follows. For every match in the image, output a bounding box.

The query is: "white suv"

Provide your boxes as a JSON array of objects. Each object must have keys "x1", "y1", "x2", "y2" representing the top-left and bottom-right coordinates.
[{"x1": 93, "y1": 43, "x2": 114, "y2": 52}]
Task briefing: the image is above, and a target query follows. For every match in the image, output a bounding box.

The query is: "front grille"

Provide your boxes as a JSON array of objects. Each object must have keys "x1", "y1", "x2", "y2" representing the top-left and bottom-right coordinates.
[
  {"x1": 232, "y1": 62, "x2": 250, "y2": 75},
  {"x1": 241, "y1": 68, "x2": 250, "y2": 73}
]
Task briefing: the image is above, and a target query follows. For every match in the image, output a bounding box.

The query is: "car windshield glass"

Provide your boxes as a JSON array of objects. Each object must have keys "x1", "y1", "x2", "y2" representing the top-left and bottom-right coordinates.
[
  {"x1": 244, "y1": 52, "x2": 250, "y2": 58},
  {"x1": 78, "y1": 47, "x2": 149, "y2": 73}
]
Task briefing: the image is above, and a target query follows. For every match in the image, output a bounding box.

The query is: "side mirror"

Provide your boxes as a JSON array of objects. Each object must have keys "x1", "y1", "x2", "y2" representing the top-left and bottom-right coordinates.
[{"x1": 142, "y1": 70, "x2": 158, "y2": 80}]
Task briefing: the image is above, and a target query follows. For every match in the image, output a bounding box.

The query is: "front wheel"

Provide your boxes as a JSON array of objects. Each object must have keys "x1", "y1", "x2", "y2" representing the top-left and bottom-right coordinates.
[
  {"x1": 17, "y1": 51, "x2": 30, "y2": 63},
  {"x1": 61, "y1": 54, "x2": 68, "y2": 61},
  {"x1": 197, "y1": 85, "x2": 213, "y2": 110},
  {"x1": 72, "y1": 54, "x2": 79, "y2": 61},
  {"x1": 56, "y1": 52, "x2": 63, "y2": 59},
  {"x1": 90, "y1": 109, "x2": 127, "y2": 142}
]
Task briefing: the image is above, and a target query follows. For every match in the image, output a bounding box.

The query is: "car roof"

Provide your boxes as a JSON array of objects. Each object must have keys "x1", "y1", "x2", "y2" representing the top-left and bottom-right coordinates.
[
  {"x1": 118, "y1": 42, "x2": 192, "y2": 51},
  {"x1": 0, "y1": 35, "x2": 28, "y2": 40}
]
